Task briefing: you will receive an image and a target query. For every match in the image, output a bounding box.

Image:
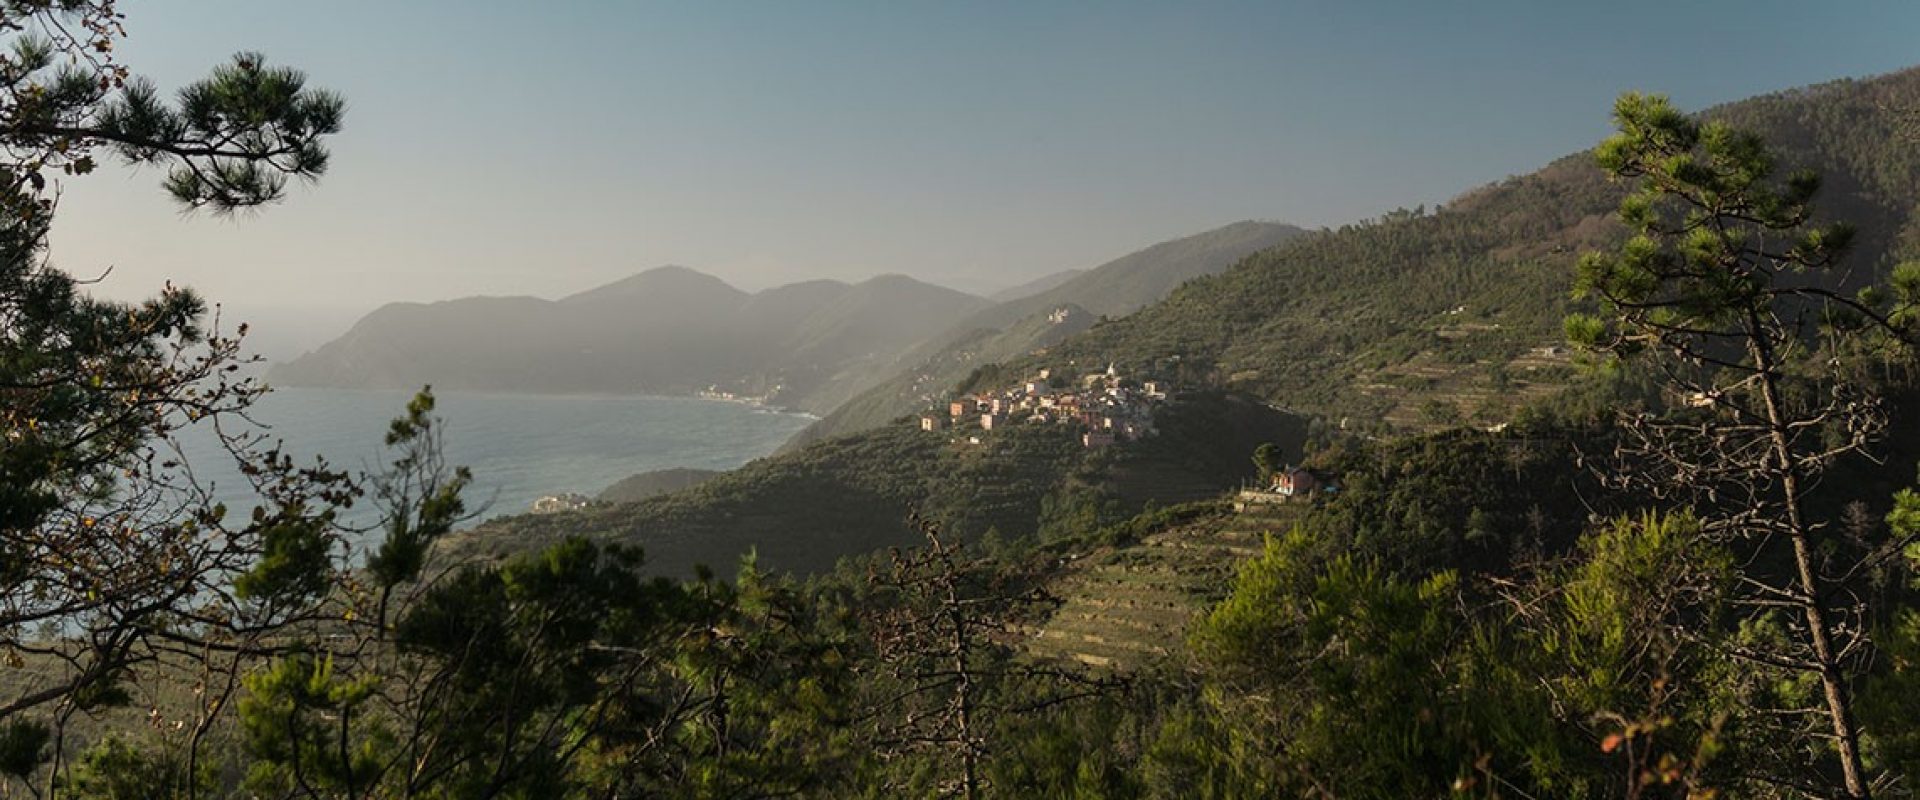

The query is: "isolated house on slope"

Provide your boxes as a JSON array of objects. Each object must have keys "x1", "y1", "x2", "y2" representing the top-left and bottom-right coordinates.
[{"x1": 1273, "y1": 467, "x2": 1319, "y2": 497}]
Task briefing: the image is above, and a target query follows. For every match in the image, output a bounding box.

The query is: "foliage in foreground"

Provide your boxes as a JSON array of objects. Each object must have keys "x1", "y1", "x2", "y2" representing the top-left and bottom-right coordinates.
[{"x1": 12, "y1": 4, "x2": 1920, "y2": 796}]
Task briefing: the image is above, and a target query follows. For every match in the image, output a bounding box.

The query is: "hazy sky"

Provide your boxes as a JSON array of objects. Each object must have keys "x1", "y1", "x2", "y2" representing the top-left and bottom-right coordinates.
[{"x1": 51, "y1": 1, "x2": 1920, "y2": 356}]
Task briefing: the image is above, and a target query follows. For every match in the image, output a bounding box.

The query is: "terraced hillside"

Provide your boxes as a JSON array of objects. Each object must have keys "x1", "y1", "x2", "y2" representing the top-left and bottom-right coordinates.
[
  {"x1": 1363, "y1": 344, "x2": 1576, "y2": 432},
  {"x1": 1026, "y1": 502, "x2": 1307, "y2": 673}
]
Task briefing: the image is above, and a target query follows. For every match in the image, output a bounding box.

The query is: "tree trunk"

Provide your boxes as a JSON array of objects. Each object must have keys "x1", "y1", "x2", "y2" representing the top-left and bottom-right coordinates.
[{"x1": 1749, "y1": 318, "x2": 1870, "y2": 799}]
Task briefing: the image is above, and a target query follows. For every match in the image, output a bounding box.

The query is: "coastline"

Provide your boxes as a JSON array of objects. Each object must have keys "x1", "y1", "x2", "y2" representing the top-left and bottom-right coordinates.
[
  {"x1": 260, "y1": 382, "x2": 822, "y2": 421},
  {"x1": 694, "y1": 389, "x2": 820, "y2": 419},
  {"x1": 175, "y1": 386, "x2": 817, "y2": 529}
]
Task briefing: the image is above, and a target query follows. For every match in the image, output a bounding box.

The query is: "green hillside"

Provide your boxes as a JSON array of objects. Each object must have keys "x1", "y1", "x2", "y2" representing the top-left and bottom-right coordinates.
[
  {"x1": 596, "y1": 467, "x2": 723, "y2": 503},
  {"x1": 969, "y1": 70, "x2": 1920, "y2": 432},
  {"x1": 445, "y1": 390, "x2": 1307, "y2": 577},
  {"x1": 1023, "y1": 409, "x2": 1639, "y2": 675}
]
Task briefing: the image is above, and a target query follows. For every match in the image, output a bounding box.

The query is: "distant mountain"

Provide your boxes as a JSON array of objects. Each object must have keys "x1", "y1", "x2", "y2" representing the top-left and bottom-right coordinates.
[
  {"x1": 966, "y1": 69, "x2": 1920, "y2": 433},
  {"x1": 989, "y1": 269, "x2": 1086, "y2": 303},
  {"x1": 786, "y1": 220, "x2": 1307, "y2": 444},
  {"x1": 267, "y1": 267, "x2": 990, "y2": 412}
]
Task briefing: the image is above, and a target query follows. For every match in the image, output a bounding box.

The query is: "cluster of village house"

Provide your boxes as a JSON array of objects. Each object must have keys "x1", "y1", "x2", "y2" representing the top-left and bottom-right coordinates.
[{"x1": 919, "y1": 364, "x2": 1168, "y2": 449}]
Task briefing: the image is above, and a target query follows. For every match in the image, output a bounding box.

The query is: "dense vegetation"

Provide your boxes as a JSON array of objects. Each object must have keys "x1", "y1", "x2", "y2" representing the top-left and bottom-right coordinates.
[
  {"x1": 15, "y1": 5, "x2": 1920, "y2": 797},
  {"x1": 594, "y1": 467, "x2": 723, "y2": 504}
]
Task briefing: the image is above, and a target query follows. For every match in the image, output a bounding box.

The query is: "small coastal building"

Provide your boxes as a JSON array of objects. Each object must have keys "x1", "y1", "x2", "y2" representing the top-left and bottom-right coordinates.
[
  {"x1": 950, "y1": 397, "x2": 978, "y2": 417},
  {"x1": 530, "y1": 492, "x2": 592, "y2": 514},
  {"x1": 1026, "y1": 379, "x2": 1052, "y2": 395},
  {"x1": 1083, "y1": 430, "x2": 1116, "y2": 448},
  {"x1": 981, "y1": 412, "x2": 1008, "y2": 431},
  {"x1": 920, "y1": 414, "x2": 946, "y2": 432},
  {"x1": 1273, "y1": 467, "x2": 1319, "y2": 497}
]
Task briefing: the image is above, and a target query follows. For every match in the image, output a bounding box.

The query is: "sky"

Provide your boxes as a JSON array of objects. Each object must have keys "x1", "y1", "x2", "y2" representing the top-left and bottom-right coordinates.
[{"x1": 49, "y1": 1, "x2": 1920, "y2": 358}]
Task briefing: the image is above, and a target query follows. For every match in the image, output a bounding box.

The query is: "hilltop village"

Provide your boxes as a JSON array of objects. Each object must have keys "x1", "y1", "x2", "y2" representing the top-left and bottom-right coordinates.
[{"x1": 920, "y1": 364, "x2": 1167, "y2": 448}]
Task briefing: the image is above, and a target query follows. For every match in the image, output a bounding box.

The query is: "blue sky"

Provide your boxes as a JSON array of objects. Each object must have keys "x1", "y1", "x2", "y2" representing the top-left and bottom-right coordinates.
[{"x1": 52, "y1": 1, "x2": 1920, "y2": 355}]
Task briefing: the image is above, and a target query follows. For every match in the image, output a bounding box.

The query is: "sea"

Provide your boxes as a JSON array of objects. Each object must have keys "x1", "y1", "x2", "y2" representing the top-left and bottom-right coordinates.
[{"x1": 170, "y1": 386, "x2": 814, "y2": 530}]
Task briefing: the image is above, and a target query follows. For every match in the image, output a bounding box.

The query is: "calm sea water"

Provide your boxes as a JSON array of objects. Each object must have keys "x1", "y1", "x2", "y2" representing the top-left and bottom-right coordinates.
[{"x1": 172, "y1": 387, "x2": 813, "y2": 527}]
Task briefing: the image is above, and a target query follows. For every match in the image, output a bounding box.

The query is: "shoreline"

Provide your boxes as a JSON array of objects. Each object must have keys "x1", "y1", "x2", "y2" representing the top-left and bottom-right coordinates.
[{"x1": 261, "y1": 383, "x2": 822, "y2": 420}]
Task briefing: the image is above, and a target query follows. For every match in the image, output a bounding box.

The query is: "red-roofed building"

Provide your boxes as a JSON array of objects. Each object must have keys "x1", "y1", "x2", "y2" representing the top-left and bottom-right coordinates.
[{"x1": 1273, "y1": 467, "x2": 1319, "y2": 497}]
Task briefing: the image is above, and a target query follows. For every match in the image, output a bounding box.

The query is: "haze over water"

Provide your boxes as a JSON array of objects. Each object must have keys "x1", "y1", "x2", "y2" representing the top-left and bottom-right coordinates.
[{"x1": 173, "y1": 387, "x2": 814, "y2": 531}]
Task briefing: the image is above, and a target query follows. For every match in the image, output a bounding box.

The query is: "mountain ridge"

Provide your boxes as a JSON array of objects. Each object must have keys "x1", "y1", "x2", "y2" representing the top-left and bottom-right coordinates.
[
  {"x1": 784, "y1": 220, "x2": 1310, "y2": 445},
  {"x1": 269, "y1": 267, "x2": 990, "y2": 410},
  {"x1": 989, "y1": 269, "x2": 1086, "y2": 302}
]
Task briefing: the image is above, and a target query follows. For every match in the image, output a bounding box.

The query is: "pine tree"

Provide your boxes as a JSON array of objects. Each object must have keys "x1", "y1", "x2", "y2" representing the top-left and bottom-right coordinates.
[
  {"x1": 0, "y1": 1, "x2": 347, "y2": 786},
  {"x1": 1568, "y1": 92, "x2": 1920, "y2": 798}
]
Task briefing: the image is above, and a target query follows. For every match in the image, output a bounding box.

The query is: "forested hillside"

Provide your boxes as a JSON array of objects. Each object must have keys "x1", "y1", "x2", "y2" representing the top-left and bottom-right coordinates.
[
  {"x1": 972, "y1": 69, "x2": 1920, "y2": 431},
  {"x1": 450, "y1": 390, "x2": 1308, "y2": 576},
  {"x1": 594, "y1": 467, "x2": 724, "y2": 503}
]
